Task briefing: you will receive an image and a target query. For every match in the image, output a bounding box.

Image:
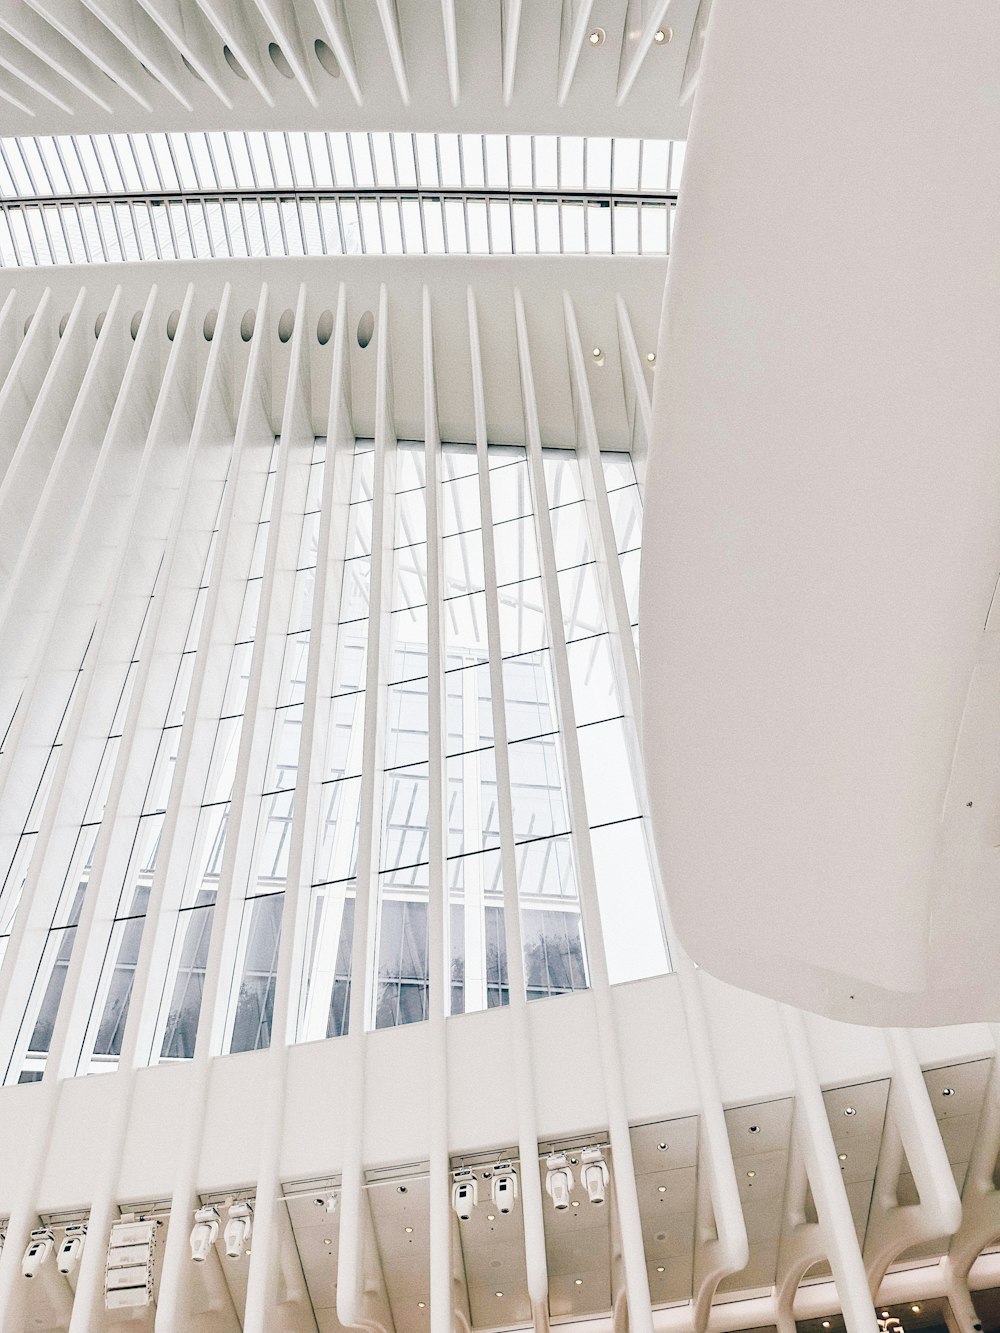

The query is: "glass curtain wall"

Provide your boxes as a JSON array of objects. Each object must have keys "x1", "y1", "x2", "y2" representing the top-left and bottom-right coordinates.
[{"x1": 0, "y1": 434, "x2": 668, "y2": 1080}]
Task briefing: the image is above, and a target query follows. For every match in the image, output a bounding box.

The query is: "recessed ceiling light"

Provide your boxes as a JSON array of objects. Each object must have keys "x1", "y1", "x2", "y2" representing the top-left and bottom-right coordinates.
[
  {"x1": 838, "y1": 1153, "x2": 848, "y2": 1161},
  {"x1": 418, "y1": 1302, "x2": 426, "y2": 1309},
  {"x1": 912, "y1": 1306, "x2": 921, "y2": 1314},
  {"x1": 405, "y1": 1226, "x2": 413, "y2": 1233},
  {"x1": 942, "y1": 1087, "x2": 955, "y2": 1096},
  {"x1": 588, "y1": 28, "x2": 606, "y2": 46},
  {"x1": 657, "y1": 1142, "x2": 668, "y2": 1151},
  {"x1": 822, "y1": 1322, "x2": 831, "y2": 1328},
  {"x1": 844, "y1": 1106, "x2": 857, "y2": 1116},
  {"x1": 653, "y1": 28, "x2": 672, "y2": 45},
  {"x1": 746, "y1": 1170, "x2": 755, "y2": 1178},
  {"x1": 324, "y1": 1238, "x2": 332, "y2": 1245},
  {"x1": 575, "y1": 1279, "x2": 583, "y2": 1286},
  {"x1": 658, "y1": 1186, "x2": 667, "y2": 1193},
  {"x1": 592, "y1": 347, "x2": 602, "y2": 359},
  {"x1": 882, "y1": 1312, "x2": 890, "y2": 1318},
  {"x1": 572, "y1": 1200, "x2": 580, "y2": 1207},
  {"x1": 495, "y1": 1291, "x2": 503, "y2": 1298},
  {"x1": 749, "y1": 1125, "x2": 760, "y2": 1134},
  {"x1": 646, "y1": 352, "x2": 656, "y2": 364},
  {"x1": 656, "y1": 1266, "x2": 665, "y2": 1273},
  {"x1": 487, "y1": 1214, "x2": 496, "y2": 1221}
]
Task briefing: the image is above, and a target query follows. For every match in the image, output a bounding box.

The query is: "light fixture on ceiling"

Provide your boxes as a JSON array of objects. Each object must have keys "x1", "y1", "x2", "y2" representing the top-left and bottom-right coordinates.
[
  {"x1": 189, "y1": 1207, "x2": 220, "y2": 1263},
  {"x1": 545, "y1": 1152, "x2": 574, "y2": 1211},
  {"x1": 653, "y1": 28, "x2": 671, "y2": 44},
  {"x1": 746, "y1": 1170, "x2": 755, "y2": 1179},
  {"x1": 839, "y1": 1153, "x2": 848, "y2": 1161},
  {"x1": 224, "y1": 1201, "x2": 252, "y2": 1261},
  {"x1": 491, "y1": 1161, "x2": 518, "y2": 1215},
  {"x1": 911, "y1": 1307, "x2": 921, "y2": 1314},
  {"x1": 646, "y1": 352, "x2": 657, "y2": 364},
  {"x1": 748, "y1": 1124, "x2": 760, "y2": 1134},
  {"x1": 22, "y1": 1229, "x2": 54, "y2": 1278},
  {"x1": 575, "y1": 1278, "x2": 583, "y2": 1286},
  {"x1": 581, "y1": 1147, "x2": 609, "y2": 1205},
  {"x1": 56, "y1": 1225, "x2": 86, "y2": 1276},
  {"x1": 323, "y1": 1238, "x2": 332, "y2": 1246},
  {"x1": 656, "y1": 1265, "x2": 665, "y2": 1273},
  {"x1": 658, "y1": 1186, "x2": 667, "y2": 1194},
  {"x1": 404, "y1": 1226, "x2": 413, "y2": 1234},
  {"x1": 487, "y1": 1214, "x2": 496, "y2": 1221},
  {"x1": 418, "y1": 1302, "x2": 426, "y2": 1309},
  {"x1": 822, "y1": 1323, "x2": 831, "y2": 1329},
  {"x1": 844, "y1": 1106, "x2": 857, "y2": 1116},
  {"x1": 588, "y1": 28, "x2": 606, "y2": 46},
  {"x1": 452, "y1": 1171, "x2": 478, "y2": 1221},
  {"x1": 495, "y1": 1291, "x2": 503, "y2": 1298},
  {"x1": 942, "y1": 1087, "x2": 955, "y2": 1096},
  {"x1": 657, "y1": 1142, "x2": 668, "y2": 1151}
]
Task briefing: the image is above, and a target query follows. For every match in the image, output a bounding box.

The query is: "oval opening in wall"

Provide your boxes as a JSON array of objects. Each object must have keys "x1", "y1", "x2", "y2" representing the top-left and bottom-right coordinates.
[
  {"x1": 241, "y1": 309, "x2": 256, "y2": 341},
  {"x1": 316, "y1": 309, "x2": 334, "y2": 345},
  {"x1": 58, "y1": 313, "x2": 70, "y2": 337},
  {"x1": 223, "y1": 44, "x2": 248, "y2": 79},
  {"x1": 314, "y1": 38, "x2": 340, "y2": 77},
  {"x1": 94, "y1": 311, "x2": 106, "y2": 338},
  {"x1": 203, "y1": 309, "x2": 218, "y2": 341},
  {"x1": 278, "y1": 308, "x2": 295, "y2": 343},
  {"x1": 130, "y1": 311, "x2": 143, "y2": 340},
  {"x1": 166, "y1": 309, "x2": 180, "y2": 341},
  {"x1": 357, "y1": 310, "x2": 375, "y2": 349},
  {"x1": 269, "y1": 42, "x2": 293, "y2": 78}
]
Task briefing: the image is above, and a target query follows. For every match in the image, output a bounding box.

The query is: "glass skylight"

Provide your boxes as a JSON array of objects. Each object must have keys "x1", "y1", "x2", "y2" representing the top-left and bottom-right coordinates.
[{"x1": 0, "y1": 131, "x2": 683, "y2": 266}]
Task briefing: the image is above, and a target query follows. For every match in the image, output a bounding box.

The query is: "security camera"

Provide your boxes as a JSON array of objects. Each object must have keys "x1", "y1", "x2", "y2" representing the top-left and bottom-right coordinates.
[
  {"x1": 491, "y1": 1164, "x2": 518, "y2": 1215},
  {"x1": 545, "y1": 1153, "x2": 574, "y2": 1211},
  {"x1": 581, "y1": 1148, "x2": 609, "y2": 1206},
  {"x1": 223, "y1": 1202, "x2": 252, "y2": 1260},
  {"x1": 451, "y1": 1172, "x2": 478, "y2": 1222},
  {"x1": 57, "y1": 1225, "x2": 86, "y2": 1275},
  {"x1": 23, "y1": 1230, "x2": 54, "y2": 1278},
  {"x1": 189, "y1": 1207, "x2": 220, "y2": 1262}
]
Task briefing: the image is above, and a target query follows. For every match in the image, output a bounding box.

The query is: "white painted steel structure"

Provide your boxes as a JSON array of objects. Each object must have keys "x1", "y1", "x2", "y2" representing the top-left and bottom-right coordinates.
[
  {"x1": 0, "y1": 256, "x2": 1000, "y2": 1333},
  {"x1": 0, "y1": 4, "x2": 998, "y2": 1333}
]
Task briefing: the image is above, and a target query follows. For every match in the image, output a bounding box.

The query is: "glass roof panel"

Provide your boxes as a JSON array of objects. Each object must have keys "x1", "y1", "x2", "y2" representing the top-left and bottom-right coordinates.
[{"x1": 0, "y1": 131, "x2": 682, "y2": 267}]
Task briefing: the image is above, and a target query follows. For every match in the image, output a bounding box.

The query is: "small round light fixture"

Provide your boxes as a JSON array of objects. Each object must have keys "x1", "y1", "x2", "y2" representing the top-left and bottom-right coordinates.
[
  {"x1": 404, "y1": 1227, "x2": 413, "y2": 1234},
  {"x1": 418, "y1": 1302, "x2": 426, "y2": 1309},
  {"x1": 942, "y1": 1087, "x2": 955, "y2": 1097},
  {"x1": 571, "y1": 1200, "x2": 580, "y2": 1207},
  {"x1": 844, "y1": 1106, "x2": 857, "y2": 1117},
  {"x1": 912, "y1": 1306, "x2": 922, "y2": 1314},
  {"x1": 396, "y1": 1185, "x2": 408, "y2": 1194},
  {"x1": 656, "y1": 1265, "x2": 665, "y2": 1273},
  {"x1": 748, "y1": 1124, "x2": 760, "y2": 1134},
  {"x1": 838, "y1": 1153, "x2": 848, "y2": 1162},
  {"x1": 646, "y1": 351, "x2": 657, "y2": 364},
  {"x1": 657, "y1": 1142, "x2": 668, "y2": 1151},
  {"x1": 881, "y1": 1312, "x2": 890, "y2": 1319},
  {"x1": 574, "y1": 1279, "x2": 583, "y2": 1286},
  {"x1": 487, "y1": 1214, "x2": 496, "y2": 1221},
  {"x1": 653, "y1": 28, "x2": 672, "y2": 44},
  {"x1": 822, "y1": 1322, "x2": 831, "y2": 1329},
  {"x1": 588, "y1": 27, "x2": 606, "y2": 46},
  {"x1": 746, "y1": 1171, "x2": 755, "y2": 1179},
  {"x1": 658, "y1": 1186, "x2": 666, "y2": 1194},
  {"x1": 495, "y1": 1291, "x2": 503, "y2": 1298},
  {"x1": 324, "y1": 1238, "x2": 332, "y2": 1246}
]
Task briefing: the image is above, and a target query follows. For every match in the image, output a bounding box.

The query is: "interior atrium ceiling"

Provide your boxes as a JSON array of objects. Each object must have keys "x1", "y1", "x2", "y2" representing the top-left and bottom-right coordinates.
[
  {"x1": 0, "y1": 4, "x2": 999, "y2": 1333},
  {"x1": 0, "y1": 0, "x2": 706, "y2": 138}
]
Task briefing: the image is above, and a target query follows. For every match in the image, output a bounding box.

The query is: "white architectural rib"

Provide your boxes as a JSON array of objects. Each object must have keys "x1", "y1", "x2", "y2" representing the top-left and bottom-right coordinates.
[
  {"x1": 78, "y1": 0, "x2": 194, "y2": 110},
  {"x1": 467, "y1": 285, "x2": 550, "y2": 1333},
  {"x1": 142, "y1": 286, "x2": 273, "y2": 1329},
  {"x1": 132, "y1": 0, "x2": 235, "y2": 108},
  {"x1": 0, "y1": 7, "x2": 117, "y2": 114},
  {"x1": 338, "y1": 282, "x2": 397, "y2": 1333},
  {"x1": 22, "y1": 0, "x2": 155, "y2": 110},
  {"x1": 613, "y1": 294, "x2": 652, "y2": 490},
  {"x1": 514, "y1": 286, "x2": 654, "y2": 1333},
  {"x1": 616, "y1": 0, "x2": 673, "y2": 105},
  {"x1": 555, "y1": 0, "x2": 596, "y2": 107},
  {"x1": 780, "y1": 1006, "x2": 879, "y2": 1333},
  {"x1": 423, "y1": 285, "x2": 453, "y2": 1333},
  {"x1": 439, "y1": 0, "x2": 459, "y2": 106},
  {"x1": 374, "y1": 0, "x2": 409, "y2": 107}
]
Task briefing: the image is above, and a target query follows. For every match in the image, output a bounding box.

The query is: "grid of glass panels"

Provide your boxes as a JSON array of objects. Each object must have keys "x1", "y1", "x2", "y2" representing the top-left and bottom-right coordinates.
[
  {"x1": 0, "y1": 132, "x2": 683, "y2": 265},
  {"x1": 0, "y1": 436, "x2": 668, "y2": 1083}
]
